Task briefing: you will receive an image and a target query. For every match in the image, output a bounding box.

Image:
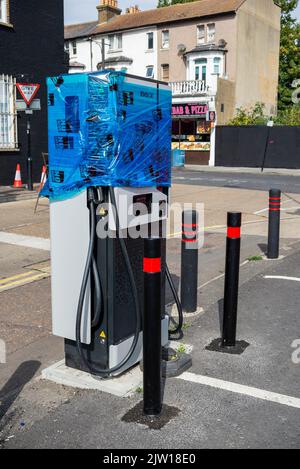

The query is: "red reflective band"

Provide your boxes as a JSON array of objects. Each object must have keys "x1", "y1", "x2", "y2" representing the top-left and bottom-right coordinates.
[
  {"x1": 143, "y1": 257, "x2": 161, "y2": 273},
  {"x1": 269, "y1": 197, "x2": 281, "y2": 201},
  {"x1": 182, "y1": 238, "x2": 198, "y2": 243},
  {"x1": 227, "y1": 227, "x2": 241, "y2": 239},
  {"x1": 269, "y1": 202, "x2": 281, "y2": 205},
  {"x1": 182, "y1": 224, "x2": 198, "y2": 228},
  {"x1": 269, "y1": 208, "x2": 281, "y2": 211}
]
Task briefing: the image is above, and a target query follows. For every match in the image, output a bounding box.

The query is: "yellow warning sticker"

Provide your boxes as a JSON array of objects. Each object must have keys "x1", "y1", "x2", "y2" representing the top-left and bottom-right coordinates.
[{"x1": 99, "y1": 331, "x2": 106, "y2": 339}]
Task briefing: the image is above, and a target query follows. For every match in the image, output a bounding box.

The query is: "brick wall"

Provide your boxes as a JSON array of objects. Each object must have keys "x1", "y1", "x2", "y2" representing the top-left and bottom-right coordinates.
[{"x1": 0, "y1": 0, "x2": 68, "y2": 186}]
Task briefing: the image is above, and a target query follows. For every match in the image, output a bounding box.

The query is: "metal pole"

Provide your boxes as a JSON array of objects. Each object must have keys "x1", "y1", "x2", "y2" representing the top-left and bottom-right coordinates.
[
  {"x1": 89, "y1": 38, "x2": 93, "y2": 72},
  {"x1": 143, "y1": 238, "x2": 162, "y2": 416},
  {"x1": 101, "y1": 38, "x2": 105, "y2": 70},
  {"x1": 181, "y1": 210, "x2": 198, "y2": 313},
  {"x1": 26, "y1": 115, "x2": 33, "y2": 191},
  {"x1": 222, "y1": 212, "x2": 242, "y2": 348},
  {"x1": 267, "y1": 189, "x2": 281, "y2": 259},
  {"x1": 261, "y1": 125, "x2": 271, "y2": 173}
]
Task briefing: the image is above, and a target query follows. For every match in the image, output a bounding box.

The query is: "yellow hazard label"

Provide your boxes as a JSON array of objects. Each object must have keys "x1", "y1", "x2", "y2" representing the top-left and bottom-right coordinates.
[{"x1": 99, "y1": 331, "x2": 106, "y2": 339}]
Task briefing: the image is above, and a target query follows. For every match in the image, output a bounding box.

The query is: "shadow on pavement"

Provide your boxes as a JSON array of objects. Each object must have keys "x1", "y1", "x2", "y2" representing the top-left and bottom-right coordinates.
[{"x1": 0, "y1": 360, "x2": 41, "y2": 426}]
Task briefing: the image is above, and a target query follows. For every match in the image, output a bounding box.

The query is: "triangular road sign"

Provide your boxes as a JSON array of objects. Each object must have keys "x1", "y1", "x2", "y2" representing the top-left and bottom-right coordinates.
[{"x1": 16, "y1": 83, "x2": 40, "y2": 106}]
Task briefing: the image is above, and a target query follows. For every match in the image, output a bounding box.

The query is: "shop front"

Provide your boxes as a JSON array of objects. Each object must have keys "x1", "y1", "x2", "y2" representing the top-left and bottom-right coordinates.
[{"x1": 171, "y1": 102, "x2": 214, "y2": 166}]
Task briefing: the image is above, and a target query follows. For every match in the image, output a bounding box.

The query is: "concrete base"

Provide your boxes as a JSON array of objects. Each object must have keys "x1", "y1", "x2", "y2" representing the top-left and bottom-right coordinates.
[
  {"x1": 205, "y1": 338, "x2": 250, "y2": 355},
  {"x1": 41, "y1": 360, "x2": 142, "y2": 398}
]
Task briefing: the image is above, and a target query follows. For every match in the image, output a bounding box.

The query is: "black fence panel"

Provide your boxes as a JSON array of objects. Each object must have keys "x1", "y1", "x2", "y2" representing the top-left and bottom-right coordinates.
[{"x1": 216, "y1": 126, "x2": 300, "y2": 169}]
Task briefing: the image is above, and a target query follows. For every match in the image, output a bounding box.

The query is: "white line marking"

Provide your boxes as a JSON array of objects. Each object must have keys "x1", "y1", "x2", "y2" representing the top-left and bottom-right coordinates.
[
  {"x1": 254, "y1": 199, "x2": 295, "y2": 215},
  {"x1": 0, "y1": 232, "x2": 50, "y2": 251},
  {"x1": 264, "y1": 275, "x2": 300, "y2": 283},
  {"x1": 178, "y1": 372, "x2": 300, "y2": 409}
]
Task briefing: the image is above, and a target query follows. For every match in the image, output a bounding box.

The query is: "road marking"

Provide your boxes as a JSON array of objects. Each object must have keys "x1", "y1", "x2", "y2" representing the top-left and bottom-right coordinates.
[
  {"x1": 178, "y1": 372, "x2": 300, "y2": 410},
  {"x1": 0, "y1": 270, "x2": 37, "y2": 285},
  {"x1": 254, "y1": 199, "x2": 295, "y2": 215},
  {"x1": 264, "y1": 275, "x2": 300, "y2": 283},
  {"x1": 197, "y1": 261, "x2": 249, "y2": 290},
  {"x1": 0, "y1": 231, "x2": 50, "y2": 251},
  {"x1": 0, "y1": 272, "x2": 49, "y2": 292}
]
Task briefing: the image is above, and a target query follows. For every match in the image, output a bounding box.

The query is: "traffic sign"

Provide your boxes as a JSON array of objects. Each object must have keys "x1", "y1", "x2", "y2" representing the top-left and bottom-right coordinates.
[
  {"x1": 16, "y1": 99, "x2": 41, "y2": 111},
  {"x1": 16, "y1": 83, "x2": 40, "y2": 106}
]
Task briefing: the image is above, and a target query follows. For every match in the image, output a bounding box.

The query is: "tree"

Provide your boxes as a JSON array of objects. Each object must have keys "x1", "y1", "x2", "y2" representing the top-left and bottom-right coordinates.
[{"x1": 277, "y1": 0, "x2": 300, "y2": 109}]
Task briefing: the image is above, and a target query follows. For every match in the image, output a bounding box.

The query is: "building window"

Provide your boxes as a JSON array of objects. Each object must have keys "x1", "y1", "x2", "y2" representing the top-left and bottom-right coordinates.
[
  {"x1": 207, "y1": 23, "x2": 215, "y2": 43},
  {"x1": 146, "y1": 66, "x2": 154, "y2": 79},
  {"x1": 161, "y1": 64, "x2": 169, "y2": 81},
  {"x1": 197, "y1": 25, "x2": 205, "y2": 45},
  {"x1": 162, "y1": 30, "x2": 169, "y2": 49},
  {"x1": 65, "y1": 42, "x2": 70, "y2": 54},
  {"x1": 213, "y1": 57, "x2": 221, "y2": 74},
  {"x1": 108, "y1": 34, "x2": 123, "y2": 51},
  {"x1": 0, "y1": 75, "x2": 18, "y2": 150},
  {"x1": 72, "y1": 41, "x2": 77, "y2": 55},
  {"x1": 195, "y1": 58, "x2": 207, "y2": 82},
  {"x1": 116, "y1": 33, "x2": 122, "y2": 50},
  {"x1": 147, "y1": 32, "x2": 154, "y2": 50},
  {"x1": 0, "y1": 0, "x2": 8, "y2": 24}
]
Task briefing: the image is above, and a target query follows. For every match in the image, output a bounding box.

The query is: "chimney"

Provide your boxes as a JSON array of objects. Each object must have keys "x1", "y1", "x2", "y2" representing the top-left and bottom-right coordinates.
[
  {"x1": 126, "y1": 5, "x2": 141, "y2": 14},
  {"x1": 97, "y1": 0, "x2": 122, "y2": 24}
]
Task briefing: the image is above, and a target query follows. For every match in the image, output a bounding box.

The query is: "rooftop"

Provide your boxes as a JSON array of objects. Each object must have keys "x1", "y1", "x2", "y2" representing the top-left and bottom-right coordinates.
[{"x1": 65, "y1": 0, "x2": 245, "y2": 40}]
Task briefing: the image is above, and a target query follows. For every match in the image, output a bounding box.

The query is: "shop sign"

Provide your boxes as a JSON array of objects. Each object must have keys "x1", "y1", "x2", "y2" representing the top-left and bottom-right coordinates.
[{"x1": 172, "y1": 103, "x2": 208, "y2": 117}]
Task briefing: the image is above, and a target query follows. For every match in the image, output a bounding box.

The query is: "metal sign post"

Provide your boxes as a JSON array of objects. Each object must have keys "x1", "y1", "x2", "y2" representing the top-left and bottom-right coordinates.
[{"x1": 16, "y1": 83, "x2": 41, "y2": 191}]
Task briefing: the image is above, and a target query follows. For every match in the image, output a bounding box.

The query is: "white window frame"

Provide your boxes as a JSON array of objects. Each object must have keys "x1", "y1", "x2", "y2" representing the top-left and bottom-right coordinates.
[
  {"x1": 72, "y1": 41, "x2": 77, "y2": 56},
  {"x1": 213, "y1": 57, "x2": 221, "y2": 74},
  {"x1": 0, "y1": 0, "x2": 8, "y2": 24},
  {"x1": 207, "y1": 23, "x2": 216, "y2": 43},
  {"x1": 162, "y1": 30, "x2": 169, "y2": 49},
  {"x1": 147, "y1": 32, "x2": 154, "y2": 50},
  {"x1": 197, "y1": 25, "x2": 205, "y2": 45},
  {"x1": 146, "y1": 66, "x2": 154, "y2": 79},
  {"x1": 108, "y1": 33, "x2": 123, "y2": 51},
  {"x1": 0, "y1": 75, "x2": 18, "y2": 150}
]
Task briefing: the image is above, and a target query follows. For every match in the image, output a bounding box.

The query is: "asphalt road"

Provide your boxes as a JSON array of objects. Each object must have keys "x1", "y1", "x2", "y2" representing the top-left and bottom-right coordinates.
[
  {"x1": 172, "y1": 169, "x2": 300, "y2": 193},
  {"x1": 2, "y1": 245, "x2": 300, "y2": 449}
]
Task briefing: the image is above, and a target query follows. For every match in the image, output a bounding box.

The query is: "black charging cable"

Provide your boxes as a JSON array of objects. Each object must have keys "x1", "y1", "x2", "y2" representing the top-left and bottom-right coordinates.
[
  {"x1": 75, "y1": 187, "x2": 141, "y2": 378},
  {"x1": 166, "y1": 264, "x2": 183, "y2": 338}
]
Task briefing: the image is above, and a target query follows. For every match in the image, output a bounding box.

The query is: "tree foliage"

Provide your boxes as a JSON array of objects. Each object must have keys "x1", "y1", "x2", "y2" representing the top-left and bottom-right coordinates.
[
  {"x1": 228, "y1": 102, "x2": 300, "y2": 125},
  {"x1": 276, "y1": 0, "x2": 300, "y2": 109},
  {"x1": 158, "y1": 0, "x2": 198, "y2": 7}
]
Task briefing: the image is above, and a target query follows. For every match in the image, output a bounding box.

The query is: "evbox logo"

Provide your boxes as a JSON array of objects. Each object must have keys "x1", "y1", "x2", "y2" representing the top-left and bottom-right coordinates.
[{"x1": 0, "y1": 339, "x2": 6, "y2": 364}]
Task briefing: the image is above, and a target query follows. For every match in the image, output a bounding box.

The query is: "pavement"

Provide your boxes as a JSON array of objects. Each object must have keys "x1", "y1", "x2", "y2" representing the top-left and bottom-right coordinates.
[{"x1": 0, "y1": 169, "x2": 300, "y2": 449}]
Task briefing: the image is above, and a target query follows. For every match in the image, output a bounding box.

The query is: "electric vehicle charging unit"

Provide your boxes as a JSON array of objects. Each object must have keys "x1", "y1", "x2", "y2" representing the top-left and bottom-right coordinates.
[
  {"x1": 44, "y1": 71, "x2": 181, "y2": 378},
  {"x1": 51, "y1": 186, "x2": 170, "y2": 376}
]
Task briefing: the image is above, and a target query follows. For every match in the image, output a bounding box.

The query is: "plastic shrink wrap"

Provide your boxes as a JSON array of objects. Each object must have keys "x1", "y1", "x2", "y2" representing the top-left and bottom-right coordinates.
[{"x1": 41, "y1": 71, "x2": 172, "y2": 200}]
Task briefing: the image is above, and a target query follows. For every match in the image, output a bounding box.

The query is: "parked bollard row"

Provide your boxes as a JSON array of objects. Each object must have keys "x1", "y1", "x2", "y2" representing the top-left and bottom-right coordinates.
[
  {"x1": 268, "y1": 189, "x2": 281, "y2": 260},
  {"x1": 181, "y1": 210, "x2": 199, "y2": 314}
]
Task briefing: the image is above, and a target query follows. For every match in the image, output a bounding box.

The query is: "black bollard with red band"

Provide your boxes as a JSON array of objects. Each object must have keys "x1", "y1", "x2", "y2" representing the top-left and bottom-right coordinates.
[
  {"x1": 222, "y1": 212, "x2": 242, "y2": 348},
  {"x1": 268, "y1": 189, "x2": 281, "y2": 260},
  {"x1": 181, "y1": 210, "x2": 199, "y2": 313},
  {"x1": 143, "y1": 238, "x2": 162, "y2": 416}
]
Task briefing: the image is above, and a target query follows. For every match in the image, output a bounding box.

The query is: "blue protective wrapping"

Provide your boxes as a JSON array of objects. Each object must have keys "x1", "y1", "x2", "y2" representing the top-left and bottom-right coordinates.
[{"x1": 41, "y1": 71, "x2": 172, "y2": 200}]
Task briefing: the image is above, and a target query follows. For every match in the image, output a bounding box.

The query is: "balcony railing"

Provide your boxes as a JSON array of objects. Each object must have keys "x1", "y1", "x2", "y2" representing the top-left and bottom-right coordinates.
[{"x1": 169, "y1": 80, "x2": 210, "y2": 96}]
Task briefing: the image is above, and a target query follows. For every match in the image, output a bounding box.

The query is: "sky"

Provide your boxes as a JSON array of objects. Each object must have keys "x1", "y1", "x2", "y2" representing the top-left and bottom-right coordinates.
[{"x1": 64, "y1": 0, "x2": 300, "y2": 25}]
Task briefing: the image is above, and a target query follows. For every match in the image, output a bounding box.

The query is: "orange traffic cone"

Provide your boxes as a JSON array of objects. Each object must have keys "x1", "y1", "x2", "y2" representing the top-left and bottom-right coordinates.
[
  {"x1": 39, "y1": 165, "x2": 47, "y2": 188},
  {"x1": 13, "y1": 164, "x2": 23, "y2": 188}
]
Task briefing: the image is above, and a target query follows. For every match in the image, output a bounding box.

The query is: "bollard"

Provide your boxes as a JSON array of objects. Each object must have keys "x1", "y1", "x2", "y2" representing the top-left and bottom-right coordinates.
[
  {"x1": 222, "y1": 212, "x2": 242, "y2": 348},
  {"x1": 267, "y1": 189, "x2": 281, "y2": 260},
  {"x1": 181, "y1": 210, "x2": 199, "y2": 313},
  {"x1": 143, "y1": 238, "x2": 162, "y2": 416}
]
